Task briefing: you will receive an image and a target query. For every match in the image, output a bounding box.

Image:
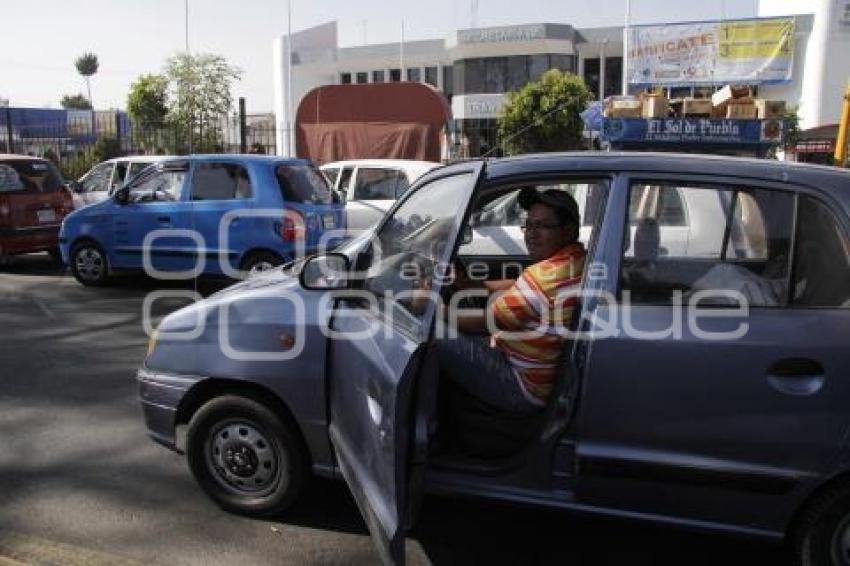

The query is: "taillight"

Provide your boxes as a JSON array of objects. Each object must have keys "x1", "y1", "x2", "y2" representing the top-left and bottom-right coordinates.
[{"x1": 280, "y1": 210, "x2": 306, "y2": 241}]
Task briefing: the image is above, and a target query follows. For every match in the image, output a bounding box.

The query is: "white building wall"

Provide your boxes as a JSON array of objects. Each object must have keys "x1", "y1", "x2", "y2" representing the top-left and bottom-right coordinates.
[{"x1": 759, "y1": 0, "x2": 850, "y2": 129}]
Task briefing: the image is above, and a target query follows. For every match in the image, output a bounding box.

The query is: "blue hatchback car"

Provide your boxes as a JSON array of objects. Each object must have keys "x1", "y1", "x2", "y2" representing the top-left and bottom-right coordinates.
[{"x1": 59, "y1": 155, "x2": 345, "y2": 285}]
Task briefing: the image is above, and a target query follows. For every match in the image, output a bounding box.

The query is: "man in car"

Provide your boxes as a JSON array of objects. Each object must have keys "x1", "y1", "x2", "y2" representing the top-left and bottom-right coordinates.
[{"x1": 436, "y1": 187, "x2": 586, "y2": 414}]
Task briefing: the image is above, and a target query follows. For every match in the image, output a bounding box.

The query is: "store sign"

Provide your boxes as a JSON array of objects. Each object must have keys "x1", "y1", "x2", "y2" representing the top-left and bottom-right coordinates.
[
  {"x1": 452, "y1": 94, "x2": 507, "y2": 120},
  {"x1": 458, "y1": 24, "x2": 547, "y2": 45},
  {"x1": 601, "y1": 118, "x2": 784, "y2": 145},
  {"x1": 628, "y1": 16, "x2": 795, "y2": 85}
]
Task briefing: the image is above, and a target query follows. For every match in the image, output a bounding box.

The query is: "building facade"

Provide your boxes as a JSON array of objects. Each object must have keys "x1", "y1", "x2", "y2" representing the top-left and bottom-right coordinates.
[{"x1": 273, "y1": 2, "x2": 847, "y2": 158}]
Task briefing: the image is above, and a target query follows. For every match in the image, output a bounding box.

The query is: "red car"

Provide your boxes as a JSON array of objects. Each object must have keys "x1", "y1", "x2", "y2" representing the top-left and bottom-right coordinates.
[{"x1": 0, "y1": 154, "x2": 73, "y2": 263}]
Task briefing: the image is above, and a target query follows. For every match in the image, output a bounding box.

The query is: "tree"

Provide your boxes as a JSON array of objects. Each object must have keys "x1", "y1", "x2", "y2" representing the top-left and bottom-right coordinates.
[
  {"x1": 164, "y1": 52, "x2": 242, "y2": 152},
  {"x1": 127, "y1": 74, "x2": 169, "y2": 128},
  {"x1": 497, "y1": 69, "x2": 592, "y2": 155},
  {"x1": 60, "y1": 93, "x2": 92, "y2": 110},
  {"x1": 75, "y1": 52, "x2": 99, "y2": 107}
]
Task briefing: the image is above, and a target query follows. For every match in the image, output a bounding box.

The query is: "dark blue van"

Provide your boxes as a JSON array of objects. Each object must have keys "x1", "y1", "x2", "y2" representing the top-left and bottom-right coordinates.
[{"x1": 59, "y1": 155, "x2": 345, "y2": 285}]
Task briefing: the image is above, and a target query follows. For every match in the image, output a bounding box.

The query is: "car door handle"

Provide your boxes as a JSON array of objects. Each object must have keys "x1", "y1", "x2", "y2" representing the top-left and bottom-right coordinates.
[{"x1": 767, "y1": 358, "x2": 825, "y2": 396}]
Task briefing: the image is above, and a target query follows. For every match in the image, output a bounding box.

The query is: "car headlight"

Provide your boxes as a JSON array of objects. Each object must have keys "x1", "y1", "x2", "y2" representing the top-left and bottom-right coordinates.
[{"x1": 147, "y1": 330, "x2": 159, "y2": 358}]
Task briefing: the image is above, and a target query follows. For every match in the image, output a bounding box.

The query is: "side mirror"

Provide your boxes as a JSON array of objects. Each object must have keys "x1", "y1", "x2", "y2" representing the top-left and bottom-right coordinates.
[
  {"x1": 67, "y1": 180, "x2": 83, "y2": 194},
  {"x1": 299, "y1": 253, "x2": 350, "y2": 290},
  {"x1": 460, "y1": 224, "x2": 474, "y2": 245},
  {"x1": 114, "y1": 185, "x2": 130, "y2": 205}
]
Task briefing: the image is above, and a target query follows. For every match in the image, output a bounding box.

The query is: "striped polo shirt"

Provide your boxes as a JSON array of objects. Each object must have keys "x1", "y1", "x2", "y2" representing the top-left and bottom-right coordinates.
[{"x1": 491, "y1": 243, "x2": 586, "y2": 403}]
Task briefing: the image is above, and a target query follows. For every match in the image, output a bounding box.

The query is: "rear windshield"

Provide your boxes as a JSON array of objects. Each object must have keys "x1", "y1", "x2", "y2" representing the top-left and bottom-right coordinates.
[
  {"x1": 0, "y1": 160, "x2": 63, "y2": 193},
  {"x1": 276, "y1": 164, "x2": 332, "y2": 205}
]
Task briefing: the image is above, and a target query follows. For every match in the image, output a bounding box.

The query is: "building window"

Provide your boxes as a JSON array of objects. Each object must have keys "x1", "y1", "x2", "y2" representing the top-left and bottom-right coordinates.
[
  {"x1": 583, "y1": 58, "x2": 600, "y2": 98},
  {"x1": 604, "y1": 57, "x2": 622, "y2": 98},
  {"x1": 550, "y1": 54, "x2": 575, "y2": 73},
  {"x1": 340, "y1": 72, "x2": 352, "y2": 85},
  {"x1": 529, "y1": 54, "x2": 549, "y2": 82},
  {"x1": 425, "y1": 66, "x2": 438, "y2": 87},
  {"x1": 443, "y1": 65, "x2": 453, "y2": 97},
  {"x1": 389, "y1": 68, "x2": 401, "y2": 82},
  {"x1": 356, "y1": 72, "x2": 368, "y2": 84},
  {"x1": 372, "y1": 70, "x2": 385, "y2": 83},
  {"x1": 407, "y1": 67, "x2": 421, "y2": 82}
]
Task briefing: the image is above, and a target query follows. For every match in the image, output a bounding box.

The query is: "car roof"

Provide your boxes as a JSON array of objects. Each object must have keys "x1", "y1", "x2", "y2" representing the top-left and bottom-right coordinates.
[
  {"x1": 481, "y1": 151, "x2": 850, "y2": 208},
  {"x1": 106, "y1": 155, "x2": 177, "y2": 163},
  {"x1": 0, "y1": 154, "x2": 49, "y2": 162},
  {"x1": 321, "y1": 159, "x2": 440, "y2": 169},
  {"x1": 177, "y1": 154, "x2": 310, "y2": 166}
]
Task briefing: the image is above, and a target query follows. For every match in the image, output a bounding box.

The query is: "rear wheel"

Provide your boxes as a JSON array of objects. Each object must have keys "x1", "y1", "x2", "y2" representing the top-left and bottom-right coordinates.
[
  {"x1": 796, "y1": 483, "x2": 850, "y2": 566},
  {"x1": 70, "y1": 241, "x2": 110, "y2": 286},
  {"x1": 240, "y1": 251, "x2": 283, "y2": 277},
  {"x1": 186, "y1": 395, "x2": 306, "y2": 517}
]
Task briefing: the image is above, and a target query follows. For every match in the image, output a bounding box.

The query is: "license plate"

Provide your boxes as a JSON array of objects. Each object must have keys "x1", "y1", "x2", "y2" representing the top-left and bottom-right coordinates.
[
  {"x1": 37, "y1": 209, "x2": 56, "y2": 223},
  {"x1": 322, "y1": 213, "x2": 336, "y2": 229}
]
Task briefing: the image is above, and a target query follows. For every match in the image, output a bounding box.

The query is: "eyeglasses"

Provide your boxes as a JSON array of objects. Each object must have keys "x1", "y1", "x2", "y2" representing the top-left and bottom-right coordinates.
[{"x1": 520, "y1": 221, "x2": 563, "y2": 233}]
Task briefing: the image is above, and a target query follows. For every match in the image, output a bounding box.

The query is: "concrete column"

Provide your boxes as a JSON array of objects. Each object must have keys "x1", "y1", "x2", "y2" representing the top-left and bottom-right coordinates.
[{"x1": 599, "y1": 42, "x2": 608, "y2": 101}]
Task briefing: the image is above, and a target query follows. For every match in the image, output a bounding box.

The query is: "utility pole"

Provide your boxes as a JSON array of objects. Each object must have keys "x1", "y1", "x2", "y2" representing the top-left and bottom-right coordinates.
[
  {"x1": 622, "y1": 0, "x2": 631, "y2": 95},
  {"x1": 185, "y1": 0, "x2": 190, "y2": 52},
  {"x1": 835, "y1": 81, "x2": 850, "y2": 167},
  {"x1": 286, "y1": 0, "x2": 294, "y2": 156}
]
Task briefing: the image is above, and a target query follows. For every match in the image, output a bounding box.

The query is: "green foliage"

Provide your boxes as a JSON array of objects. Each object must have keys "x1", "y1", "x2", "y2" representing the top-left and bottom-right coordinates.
[
  {"x1": 783, "y1": 104, "x2": 801, "y2": 152},
  {"x1": 60, "y1": 93, "x2": 92, "y2": 110},
  {"x1": 164, "y1": 52, "x2": 242, "y2": 152},
  {"x1": 75, "y1": 52, "x2": 99, "y2": 107},
  {"x1": 127, "y1": 74, "x2": 169, "y2": 128},
  {"x1": 59, "y1": 138, "x2": 122, "y2": 180},
  {"x1": 497, "y1": 70, "x2": 592, "y2": 155}
]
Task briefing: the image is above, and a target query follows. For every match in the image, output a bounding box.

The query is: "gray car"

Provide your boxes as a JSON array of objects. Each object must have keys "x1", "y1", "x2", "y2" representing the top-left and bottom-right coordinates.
[{"x1": 139, "y1": 153, "x2": 850, "y2": 565}]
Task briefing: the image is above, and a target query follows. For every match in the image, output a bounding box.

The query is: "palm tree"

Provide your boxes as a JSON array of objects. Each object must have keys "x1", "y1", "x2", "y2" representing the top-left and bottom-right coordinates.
[{"x1": 75, "y1": 53, "x2": 99, "y2": 108}]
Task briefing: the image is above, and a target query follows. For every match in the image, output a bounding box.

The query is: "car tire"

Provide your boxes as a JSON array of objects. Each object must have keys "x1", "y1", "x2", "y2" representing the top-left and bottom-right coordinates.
[
  {"x1": 796, "y1": 483, "x2": 850, "y2": 566},
  {"x1": 70, "y1": 241, "x2": 111, "y2": 286},
  {"x1": 186, "y1": 395, "x2": 306, "y2": 517},
  {"x1": 48, "y1": 247, "x2": 63, "y2": 266},
  {"x1": 240, "y1": 251, "x2": 283, "y2": 277}
]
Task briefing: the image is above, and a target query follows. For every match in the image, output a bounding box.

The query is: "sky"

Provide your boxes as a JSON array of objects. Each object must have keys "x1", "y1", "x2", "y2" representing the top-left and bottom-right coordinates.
[{"x1": 0, "y1": 0, "x2": 759, "y2": 113}]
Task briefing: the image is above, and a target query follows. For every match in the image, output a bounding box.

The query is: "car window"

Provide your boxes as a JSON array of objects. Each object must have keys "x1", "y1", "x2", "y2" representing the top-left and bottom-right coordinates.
[
  {"x1": 628, "y1": 185, "x2": 687, "y2": 227},
  {"x1": 128, "y1": 162, "x2": 152, "y2": 179},
  {"x1": 620, "y1": 181, "x2": 795, "y2": 307},
  {"x1": 338, "y1": 167, "x2": 354, "y2": 194},
  {"x1": 395, "y1": 172, "x2": 411, "y2": 198},
  {"x1": 322, "y1": 167, "x2": 340, "y2": 187},
  {"x1": 127, "y1": 167, "x2": 186, "y2": 203},
  {"x1": 468, "y1": 180, "x2": 607, "y2": 245},
  {"x1": 276, "y1": 164, "x2": 332, "y2": 204},
  {"x1": 191, "y1": 162, "x2": 252, "y2": 201},
  {"x1": 111, "y1": 162, "x2": 128, "y2": 191},
  {"x1": 362, "y1": 173, "x2": 473, "y2": 334},
  {"x1": 792, "y1": 196, "x2": 850, "y2": 308},
  {"x1": 81, "y1": 162, "x2": 114, "y2": 193},
  {"x1": 0, "y1": 160, "x2": 63, "y2": 194},
  {"x1": 352, "y1": 168, "x2": 402, "y2": 201}
]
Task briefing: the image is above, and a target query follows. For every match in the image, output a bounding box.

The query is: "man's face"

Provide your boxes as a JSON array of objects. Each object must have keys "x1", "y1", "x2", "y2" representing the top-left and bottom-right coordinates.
[{"x1": 524, "y1": 203, "x2": 576, "y2": 263}]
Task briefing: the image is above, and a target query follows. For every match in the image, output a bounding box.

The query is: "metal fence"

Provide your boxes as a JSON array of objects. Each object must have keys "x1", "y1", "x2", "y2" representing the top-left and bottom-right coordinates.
[{"x1": 1, "y1": 111, "x2": 282, "y2": 180}]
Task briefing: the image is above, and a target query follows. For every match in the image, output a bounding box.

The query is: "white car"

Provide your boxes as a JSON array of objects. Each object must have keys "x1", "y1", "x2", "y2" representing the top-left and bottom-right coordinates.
[
  {"x1": 72, "y1": 155, "x2": 176, "y2": 208},
  {"x1": 320, "y1": 159, "x2": 441, "y2": 234}
]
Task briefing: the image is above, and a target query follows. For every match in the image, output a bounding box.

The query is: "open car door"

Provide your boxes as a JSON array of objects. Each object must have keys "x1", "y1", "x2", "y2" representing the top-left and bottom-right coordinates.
[{"x1": 327, "y1": 162, "x2": 485, "y2": 564}]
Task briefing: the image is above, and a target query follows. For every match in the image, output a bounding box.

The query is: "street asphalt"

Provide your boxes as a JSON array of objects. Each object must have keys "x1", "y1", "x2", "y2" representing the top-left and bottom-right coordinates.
[{"x1": 0, "y1": 253, "x2": 794, "y2": 565}]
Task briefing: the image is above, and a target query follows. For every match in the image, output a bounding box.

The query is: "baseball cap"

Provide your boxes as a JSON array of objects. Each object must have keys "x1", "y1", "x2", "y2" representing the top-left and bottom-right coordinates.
[{"x1": 518, "y1": 187, "x2": 580, "y2": 226}]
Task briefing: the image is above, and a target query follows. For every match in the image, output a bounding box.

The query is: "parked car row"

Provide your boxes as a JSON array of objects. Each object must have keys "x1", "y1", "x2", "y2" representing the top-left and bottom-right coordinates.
[{"x1": 139, "y1": 152, "x2": 850, "y2": 565}]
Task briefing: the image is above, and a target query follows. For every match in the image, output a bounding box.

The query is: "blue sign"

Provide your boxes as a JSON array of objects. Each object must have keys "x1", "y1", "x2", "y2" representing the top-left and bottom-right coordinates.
[{"x1": 601, "y1": 118, "x2": 783, "y2": 146}]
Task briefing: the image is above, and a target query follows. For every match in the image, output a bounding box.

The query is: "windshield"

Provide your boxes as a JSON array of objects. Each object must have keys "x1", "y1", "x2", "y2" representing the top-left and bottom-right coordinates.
[{"x1": 276, "y1": 164, "x2": 333, "y2": 204}]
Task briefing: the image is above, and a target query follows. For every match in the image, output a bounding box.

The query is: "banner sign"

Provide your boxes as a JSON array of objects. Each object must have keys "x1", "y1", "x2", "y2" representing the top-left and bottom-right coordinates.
[
  {"x1": 600, "y1": 118, "x2": 784, "y2": 146},
  {"x1": 628, "y1": 17, "x2": 795, "y2": 85}
]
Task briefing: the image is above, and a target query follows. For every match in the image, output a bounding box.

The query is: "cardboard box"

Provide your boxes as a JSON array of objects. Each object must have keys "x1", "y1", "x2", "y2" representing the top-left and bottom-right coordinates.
[
  {"x1": 712, "y1": 85, "x2": 752, "y2": 109},
  {"x1": 726, "y1": 102, "x2": 757, "y2": 119},
  {"x1": 682, "y1": 98, "x2": 713, "y2": 117},
  {"x1": 755, "y1": 99, "x2": 786, "y2": 119},
  {"x1": 605, "y1": 99, "x2": 642, "y2": 118},
  {"x1": 641, "y1": 94, "x2": 669, "y2": 118}
]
